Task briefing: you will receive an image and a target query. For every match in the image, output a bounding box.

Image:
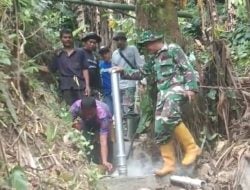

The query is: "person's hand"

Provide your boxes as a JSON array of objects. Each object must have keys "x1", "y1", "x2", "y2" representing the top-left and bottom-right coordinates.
[
  {"x1": 184, "y1": 90, "x2": 196, "y2": 103},
  {"x1": 85, "y1": 86, "x2": 91, "y2": 96},
  {"x1": 72, "y1": 121, "x2": 81, "y2": 131},
  {"x1": 111, "y1": 66, "x2": 124, "y2": 73},
  {"x1": 38, "y1": 65, "x2": 49, "y2": 73},
  {"x1": 102, "y1": 161, "x2": 113, "y2": 172}
]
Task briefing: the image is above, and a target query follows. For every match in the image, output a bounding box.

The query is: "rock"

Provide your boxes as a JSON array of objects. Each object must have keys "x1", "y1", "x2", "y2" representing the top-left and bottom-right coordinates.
[
  {"x1": 197, "y1": 163, "x2": 213, "y2": 177},
  {"x1": 215, "y1": 140, "x2": 228, "y2": 154},
  {"x1": 239, "y1": 153, "x2": 250, "y2": 190},
  {"x1": 216, "y1": 170, "x2": 234, "y2": 184}
]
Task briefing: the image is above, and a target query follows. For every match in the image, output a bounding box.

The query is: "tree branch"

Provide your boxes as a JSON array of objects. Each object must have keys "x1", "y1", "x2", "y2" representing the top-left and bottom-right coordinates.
[
  {"x1": 64, "y1": 0, "x2": 135, "y2": 11},
  {"x1": 63, "y1": 0, "x2": 193, "y2": 18}
]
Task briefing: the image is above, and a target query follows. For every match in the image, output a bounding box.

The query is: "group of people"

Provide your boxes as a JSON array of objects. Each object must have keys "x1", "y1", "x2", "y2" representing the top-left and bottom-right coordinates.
[
  {"x1": 49, "y1": 29, "x2": 143, "y2": 172},
  {"x1": 49, "y1": 28, "x2": 201, "y2": 176}
]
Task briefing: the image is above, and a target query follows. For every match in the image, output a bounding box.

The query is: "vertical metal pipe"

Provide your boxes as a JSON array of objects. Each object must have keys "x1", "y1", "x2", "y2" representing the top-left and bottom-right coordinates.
[{"x1": 111, "y1": 71, "x2": 127, "y2": 176}]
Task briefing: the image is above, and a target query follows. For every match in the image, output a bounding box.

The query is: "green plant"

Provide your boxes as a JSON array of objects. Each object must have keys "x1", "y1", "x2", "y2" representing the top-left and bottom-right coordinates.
[
  {"x1": 8, "y1": 166, "x2": 28, "y2": 190},
  {"x1": 85, "y1": 164, "x2": 103, "y2": 187},
  {"x1": 231, "y1": 0, "x2": 248, "y2": 21},
  {"x1": 0, "y1": 43, "x2": 11, "y2": 65},
  {"x1": 45, "y1": 125, "x2": 58, "y2": 142},
  {"x1": 179, "y1": 6, "x2": 201, "y2": 39},
  {"x1": 66, "y1": 130, "x2": 94, "y2": 157},
  {"x1": 220, "y1": 22, "x2": 250, "y2": 74},
  {"x1": 22, "y1": 59, "x2": 39, "y2": 75},
  {"x1": 58, "y1": 107, "x2": 72, "y2": 124},
  {"x1": 111, "y1": 17, "x2": 137, "y2": 44}
]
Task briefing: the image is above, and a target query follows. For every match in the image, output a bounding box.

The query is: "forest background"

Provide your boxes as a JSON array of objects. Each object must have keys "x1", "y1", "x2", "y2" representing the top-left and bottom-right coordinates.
[{"x1": 0, "y1": 0, "x2": 250, "y2": 189}]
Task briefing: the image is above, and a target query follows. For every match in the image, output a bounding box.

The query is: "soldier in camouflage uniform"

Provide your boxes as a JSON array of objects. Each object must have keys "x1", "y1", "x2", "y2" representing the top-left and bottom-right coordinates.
[{"x1": 113, "y1": 31, "x2": 201, "y2": 176}]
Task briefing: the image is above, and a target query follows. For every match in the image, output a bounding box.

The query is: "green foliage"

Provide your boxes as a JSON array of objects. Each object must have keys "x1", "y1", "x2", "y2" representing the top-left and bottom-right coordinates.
[
  {"x1": 220, "y1": 22, "x2": 250, "y2": 74},
  {"x1": 8, "y1": 166, "x2": 28, "y2": 190},
  {"x1": 66, "y1": 130, "x2": 94, "y2": 157},
  {"x1": 231, "y1": 0, "x2": 248, "y2": 21},
  {"x1": 207, "y1": 89, "x2": 217, "y2": 100},
  {"x1": 0, "y1": 43, "x2": 11, "y2": 65},
  {"x1": 180, "y1": 18, "x2": 202, "y2": 38},
  {"x1": 85, "y1": 165, "x2": 103, "y2": 187},
  {"x1": 58, "y1": 107, "x2": 72, "y2": 124},
  {"x1": 179, "y1": 5, "x2": 201, "y2": 39},
  {"x1": 0, "y1": 0, "x2": 12, "y2": 13},
  {"x1": 22, "y1": 59, "x2": 39, "y2": 74},
  {"x1": 226, "y1": 89, "x2": 237, "y2": 99},
  {"x1": 45, "y1": 125, "x2": 58, "y2": 142},
  {"x1": 112, "y1": 17, "x2": 137, "y2": 44}
]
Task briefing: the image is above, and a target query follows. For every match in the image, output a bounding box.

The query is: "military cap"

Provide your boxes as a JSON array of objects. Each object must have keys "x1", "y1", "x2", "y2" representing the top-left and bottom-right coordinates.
[
  {"x1": 81, "y1": 32, "x2": 102, "y2": 43},
  {"x1": 138, "y1": 30, "x2": 163, "y2": 45},
  {"x1": 99, "y1": 46, "x2": 110, "y2": 55},
  {"x1": 113, "y1": 31, "x2": 127, "y2": 41}
]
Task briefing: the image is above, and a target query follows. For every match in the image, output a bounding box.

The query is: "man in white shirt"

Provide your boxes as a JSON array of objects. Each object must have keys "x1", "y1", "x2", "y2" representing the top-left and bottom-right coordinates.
[{"x1": 112, "y1": 31, "x2": 144, "y2": 114}]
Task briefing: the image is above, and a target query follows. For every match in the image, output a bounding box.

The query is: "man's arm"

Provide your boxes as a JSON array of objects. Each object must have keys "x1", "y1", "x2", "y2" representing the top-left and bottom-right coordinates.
[
  {"x1": 48, "y1": 55, "x2": 58, "y2": 73},
  {"x1": 80, "y1": 50, "x2": 91, "y2": 96},
  {"x1": 100, "y1": 134, "x2": 112, "y2": 170},
  {"x1": 172, "y1": 44, "x2": 198, "y2": 92},
  {"x1": 171, "y1": 44, "x2": 198, "y2": 102},
  {"x1": 99, "y1": 118, "x2": 113, "y2": 171},
  {"x1": 83, "y1": 69, "x2": 90, "y2": 96},
  {"x1": 69, "y1": 100, "x2": 84, "y2": 130},
  {"x1": 111, "y1": 51, "x2": 118, "y2": 66},
  {"x1": 120, "y1": 67, "x2": 143, "y2": 80},
  {"x1": 133, "y1": 46, "x2": 145, "y2": 68}
]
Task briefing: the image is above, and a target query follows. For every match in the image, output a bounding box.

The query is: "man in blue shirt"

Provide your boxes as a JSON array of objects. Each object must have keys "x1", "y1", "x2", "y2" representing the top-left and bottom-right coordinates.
[{"x1": 99, "y1": 46, "x2": 113, "y2": 115}]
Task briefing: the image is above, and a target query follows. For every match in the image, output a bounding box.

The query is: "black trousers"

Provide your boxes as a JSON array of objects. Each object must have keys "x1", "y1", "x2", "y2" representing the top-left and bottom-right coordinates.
[{"x1": 61, "y1": 89, "x2": 84, "y2": 105}]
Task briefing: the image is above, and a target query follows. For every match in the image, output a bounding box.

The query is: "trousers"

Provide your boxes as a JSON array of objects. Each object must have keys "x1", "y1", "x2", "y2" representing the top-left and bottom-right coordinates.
[{"x1": 154, "y1": 86, "x2": 187, "y2": 144}]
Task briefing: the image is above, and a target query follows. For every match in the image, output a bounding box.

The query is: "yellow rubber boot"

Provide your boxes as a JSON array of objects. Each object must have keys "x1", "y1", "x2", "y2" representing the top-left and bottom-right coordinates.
[
  {"x1": 174, "y1": 122, "x2": 201, "y2": 166},
  {"x1": 154, "y1": 140, "x2": 176, "y2": 176}
]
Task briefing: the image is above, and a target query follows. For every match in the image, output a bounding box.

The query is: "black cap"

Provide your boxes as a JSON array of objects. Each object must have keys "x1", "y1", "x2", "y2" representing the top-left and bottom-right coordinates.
[
  {"x1": 81, "y1": 32, "x2": 101, "y2": 43},
  {"x1": 113, "y1": 31, "x2": 127, "y2": 41},
  {"x1": 99, "y1": 46, "x2": 110, "y2": 55}
]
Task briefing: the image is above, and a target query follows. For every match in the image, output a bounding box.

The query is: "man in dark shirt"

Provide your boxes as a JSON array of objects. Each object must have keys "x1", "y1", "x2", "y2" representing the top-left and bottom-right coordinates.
[
  {"x1": 82, "y1": 32, "x2": 102, "y2": 98},
  {"x1": 49, "y1": 29, "x2": 90, "y2": 105}
]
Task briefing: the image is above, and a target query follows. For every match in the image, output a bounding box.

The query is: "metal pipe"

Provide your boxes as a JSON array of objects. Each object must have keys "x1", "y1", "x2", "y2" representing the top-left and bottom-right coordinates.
[
  {"x1": 170, "y1": 175, "x2": 206, "y2": 188},
  {"x1": 111, "y1": 71, "x2": 127, "y2": 176}
]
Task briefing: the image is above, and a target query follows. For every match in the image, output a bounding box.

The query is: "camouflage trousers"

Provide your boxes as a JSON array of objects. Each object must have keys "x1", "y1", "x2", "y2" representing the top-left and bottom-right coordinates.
[{"x1": 154, "y1": 86, "x2": 187, "y2": 144}]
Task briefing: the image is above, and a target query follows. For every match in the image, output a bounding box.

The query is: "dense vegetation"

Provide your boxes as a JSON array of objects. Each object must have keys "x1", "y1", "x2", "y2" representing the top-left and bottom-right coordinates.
[{"x1": 0, "y1": 0, "x2": 249, "y2": 189}]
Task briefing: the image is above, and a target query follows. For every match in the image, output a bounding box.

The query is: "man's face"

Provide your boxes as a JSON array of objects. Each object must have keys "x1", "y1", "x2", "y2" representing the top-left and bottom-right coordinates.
[
  {"x1": 145, "y1": 41, "x2": 160, "y2": 54},
  {"x1": 84, "y1": 39, "x2": 97, "y2": 51},
  {"x1": 116, "y1": 38, "x2": 127, "y2": 49},
  {"x1": 81, "y1": 107, "x2": 97, "y2": 120},
  {"x1": 61, "y1": 33, "x2": 73, "y2": 48}
]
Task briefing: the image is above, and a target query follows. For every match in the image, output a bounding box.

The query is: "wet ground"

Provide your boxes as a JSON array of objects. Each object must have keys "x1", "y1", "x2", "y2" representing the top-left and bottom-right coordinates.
[
  {"x1": 96, "y1": 140, "x2": 206, "y2": 190},
  {"x1": 96, "y1": 175, "x2": 180, "y2": 190}
]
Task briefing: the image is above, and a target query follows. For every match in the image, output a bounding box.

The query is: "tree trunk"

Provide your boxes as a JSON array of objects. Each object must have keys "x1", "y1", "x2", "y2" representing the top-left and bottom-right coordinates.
[
  {"x1": 99, "y1": 9, "x2": 112, "y2": 47},
  {"x1": 136, "y1": 0, "x2": 183, "y2": 44},
  {"x1": 246, "y1": 0, "x2": 250, "y2": 23}
]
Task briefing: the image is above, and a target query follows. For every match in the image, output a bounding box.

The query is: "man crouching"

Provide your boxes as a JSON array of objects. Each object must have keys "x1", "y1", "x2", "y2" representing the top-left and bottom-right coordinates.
[{"x1": 70, "y1": 97, "x2": 113, "y2": 172}]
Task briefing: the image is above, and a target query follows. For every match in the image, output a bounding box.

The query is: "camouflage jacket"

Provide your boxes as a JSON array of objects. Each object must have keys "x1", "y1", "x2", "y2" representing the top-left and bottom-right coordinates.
[{"x1": 122, "y1": 44, "x2": 198, "y2": 92}]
